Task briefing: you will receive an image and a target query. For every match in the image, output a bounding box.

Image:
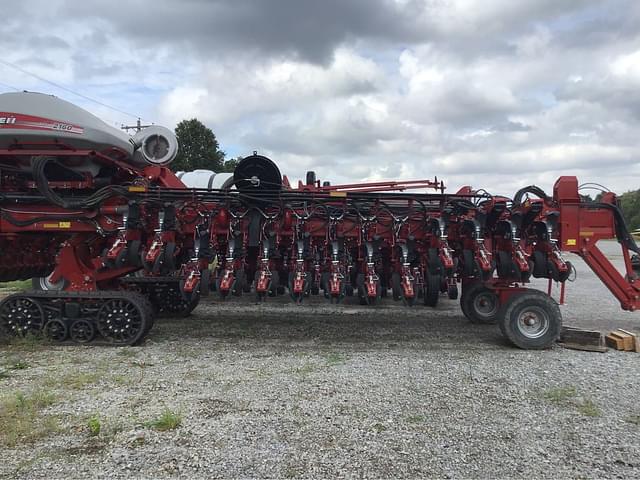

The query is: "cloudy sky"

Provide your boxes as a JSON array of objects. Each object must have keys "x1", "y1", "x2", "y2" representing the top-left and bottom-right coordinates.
[{"x1": 1, "y1": 0, "x2": 639, "y2": 196}]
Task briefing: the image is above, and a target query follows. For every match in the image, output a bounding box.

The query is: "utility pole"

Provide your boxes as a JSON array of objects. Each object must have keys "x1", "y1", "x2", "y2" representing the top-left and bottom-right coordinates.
[{"x1": 121, "y1": 118, "x2": 153, "y2": 133}]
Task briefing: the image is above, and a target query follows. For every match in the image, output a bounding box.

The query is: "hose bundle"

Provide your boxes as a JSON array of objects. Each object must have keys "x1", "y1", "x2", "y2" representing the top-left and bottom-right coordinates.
[{"x1": 30, "y1": 156, "x2": 130, "y2": 209}]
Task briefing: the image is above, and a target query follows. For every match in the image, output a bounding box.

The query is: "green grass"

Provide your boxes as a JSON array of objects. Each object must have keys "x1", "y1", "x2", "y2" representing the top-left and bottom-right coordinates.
[
  {"x1": 2, "y1": 333, "x2": 46, "y2": 351},
  {"x1": 577, "y1": 399, "x2": 601, "y2": 417},
  {"x1": 87, "y1": 415, "x2": 101, "y2": 436},
  {"x1": 406, "y1": 414, "x2": 426, "y2": 423},
  {"x1": 0, "y1": 390, "x2": 60, "y2": 447},
  {"x1": 624, "y1": 415, "x2": 640, "y2": 426},
  {"x1": 44, "y1": 371, "x2": 102, "y2": 390},
  {"x1": 324, "y1": 352, "x2": 346, "y2": 366},
  {"x1": 543, "y1": 385, "x2": 601, "y2": 417},
  {"x1": 544, "y1": 386, "x2": 577, "y2": 404},
  {"x1": 145, "y1": 409, "x2": 182, "y2": 431},
  {"x1": 0, "y1": 279, "x2": 32, "y2": 291}
]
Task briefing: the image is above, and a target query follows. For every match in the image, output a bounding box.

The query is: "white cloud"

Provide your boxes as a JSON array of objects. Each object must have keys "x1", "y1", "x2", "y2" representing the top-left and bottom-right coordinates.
[{"x1": 1, "y1": 0, "x2": 640, "y2": 198}]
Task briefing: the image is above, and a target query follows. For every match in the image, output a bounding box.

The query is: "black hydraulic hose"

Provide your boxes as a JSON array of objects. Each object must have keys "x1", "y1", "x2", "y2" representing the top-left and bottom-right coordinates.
[
  {"x1": 31, "y1": 156, "x2": 131, "y2": 209},
  {"x1": 590, "y1": 202, "x2": 640, "y2": 253},
  {"x1": 512, "y1": 185, "x2": 551, "y2": 207},
  {"x1": 0, "y1": 209, "x2": 95, "y2": 227}
]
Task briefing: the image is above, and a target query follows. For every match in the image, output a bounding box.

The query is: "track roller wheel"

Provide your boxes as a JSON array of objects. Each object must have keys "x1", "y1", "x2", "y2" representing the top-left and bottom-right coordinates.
[
  {"x1": 423, "y1": 273, "x2": 440, "y2": 307},
  {"x1": 43, "y1": 319, "x2": 68, "y2": 342},
  {"x1": 499, "y1": 289, "x2": 561, "y2": 349},
  {"x1": 97, "y1": 294, "x2": 150, "y2": 346},
  {"x1": 460, "y1": 283, "x2": 500, "y2": 324},
  {"x1": 0, "y1": 295, "x2": 45, "y2": 336},
  {"x1": 69, "y1": 319, "x2": 96, "y2": 344}
]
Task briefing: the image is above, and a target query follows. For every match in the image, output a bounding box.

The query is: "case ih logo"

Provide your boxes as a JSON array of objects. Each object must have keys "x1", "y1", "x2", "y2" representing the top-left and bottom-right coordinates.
[{"x1": 0, "y1": 112, "x2": 84, "y2": 134}]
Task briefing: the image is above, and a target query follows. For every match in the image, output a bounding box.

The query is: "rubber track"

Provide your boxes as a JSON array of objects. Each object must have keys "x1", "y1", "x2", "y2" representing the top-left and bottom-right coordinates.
[{"x1": 1, "y1": 289, "x2": 154, "y2": 346}]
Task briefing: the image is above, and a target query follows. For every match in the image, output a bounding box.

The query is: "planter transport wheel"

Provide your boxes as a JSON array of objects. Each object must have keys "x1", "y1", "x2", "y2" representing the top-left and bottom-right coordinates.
[
  {"x1": 460, "y1": 283, "x2": 500, "y2": 324},
  {"x1": 499, "y1": 289, "x2": 562, "y2": 349}
]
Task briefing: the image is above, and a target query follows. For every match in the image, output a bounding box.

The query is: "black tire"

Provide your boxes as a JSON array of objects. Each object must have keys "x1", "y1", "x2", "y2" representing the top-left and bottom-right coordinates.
[
  {"x1": 391, "y1": 272, "x2": 402, "y2": 301},
  {"x1": 462, "y1": 249, "x2": 476, "y2": 277},
  {"x1": 447, "y1": 283, "x2": 459, "y2": 300},
  {"x1": 497, "y1": 251, "x2": 517, "y2": 280},
  {"x1": 460, "y1": 283, "x2": 500, "y2": 324},
  {"x1": 531, "y1": 251, "x2": 547, "y2": 278},
  {"x1": 69, "y1": 319, "x2": 96, "y2": 344},
  {"x1": 0, "y1": 295, "x2": 45, "y2": 336},
  {"x1": 269, "y1": 271, "x2": 280, "y2": 297},
  {"x1": 423, "y1": 273, "x2": 440, "y2": 307},
  {"x1": 96, "y1": 295, "x2": 149, "y2": 346},
  {"x1": 163, "y1": 242, "x2": 177, "y2": 272},
  {"x1": 200, "y1": 269, "x2": 211, "y2": 297},
  {"x1": 43, "y1": 319, "x2": 68, "y2": 342},
  {"x1": 179, "y1": 279, "x2": 201, "y2": 304},
  {"x1": 128, "y1": 240, "x2": 142, "y2": 267},
  {"x1": 499, "y1": 289, "x2": 562, "y2": 349},
  {"x1": 232, "y1": 270, "x2": 246, "y2": 296}
]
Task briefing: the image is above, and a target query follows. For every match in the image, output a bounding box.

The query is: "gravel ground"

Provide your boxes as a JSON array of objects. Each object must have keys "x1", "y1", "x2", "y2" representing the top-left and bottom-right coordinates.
[{"x1": 0, "y1": 241, "x2": 639, "y2": 479}]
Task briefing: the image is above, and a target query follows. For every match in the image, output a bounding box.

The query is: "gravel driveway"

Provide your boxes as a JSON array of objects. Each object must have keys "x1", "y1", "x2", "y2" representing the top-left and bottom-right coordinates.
[{"x1": 0, "y1": 241, "x2": 639, "y2": 479}]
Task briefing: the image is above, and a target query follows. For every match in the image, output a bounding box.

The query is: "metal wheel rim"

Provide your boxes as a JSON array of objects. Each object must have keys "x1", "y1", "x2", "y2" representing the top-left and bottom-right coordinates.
[
  {"x1": 97, "y1": 298, "x2": 143, "y2": 343},
  {"x1": 473, "y1": 292, "x2": 498, "y2": 318},
  {"x1": 515, "y1": 306, "x2": 550, "y2": 339},
  {"x1": 44, "y1": 319, "x2": 68, "y2": 341},
  {"x1": 70, "y1": 319, "x2": 95, "y2": 343},
  {"x1": 0, "y1": 297, "x2": 45, "y2": 335},
  {"x1": 38, "y1": 274, "x2": 65, "y2": 291}
]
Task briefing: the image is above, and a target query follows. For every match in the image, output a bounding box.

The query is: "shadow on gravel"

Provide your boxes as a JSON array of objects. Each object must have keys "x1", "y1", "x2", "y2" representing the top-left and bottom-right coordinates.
[{"x1": 151, "y1": 303, "x2": 507, "y2": 351}]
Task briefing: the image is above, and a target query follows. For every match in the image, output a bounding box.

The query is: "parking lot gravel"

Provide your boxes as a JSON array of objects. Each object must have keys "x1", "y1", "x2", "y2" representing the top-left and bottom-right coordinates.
[{"x1": 0, "y1": 240, "x2": 639, "y2": 479}]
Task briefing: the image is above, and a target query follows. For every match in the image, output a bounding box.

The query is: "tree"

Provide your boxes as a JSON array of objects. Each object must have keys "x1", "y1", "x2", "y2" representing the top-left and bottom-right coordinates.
[
  {"x1": 220, "y1": 156, "x2": 242, "y2": 173},
  {"x1": 620, "y1": 190, "x2": 640, "y2": 230},
  {"x1": 172, "y1": 119, "x2": 225, "y2": 172}
]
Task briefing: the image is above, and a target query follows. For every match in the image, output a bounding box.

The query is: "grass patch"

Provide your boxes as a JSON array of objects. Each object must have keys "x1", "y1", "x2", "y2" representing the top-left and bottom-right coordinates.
[
  {"x1": 543, "y1": 385, "x2": 601, "y2": 417},
  {"x1": 87, "y1": 415, "x2": 101, "y2": 436},
  {"x1": 0, "y1": 280, "x2": 32, "y2": 291},
  {"x1": 324, "y1": 352, "x2": 346, "y2": 366},
  {"x1": 0, "y1": 390, "x2": 60, "y2": 447},
  {"x1": 145, "y1": 409, "x2": 182, "y2": 431},
  {"x1": 543, "y1": 386, "x2": 577, "y2": 404},
  {"x1": 406, "y1": 415, "x2": 426, "y2": 423},
  {"x1": 371, "y1": 422, "x2": 387, "y2": 433},
  {"x1": 577, "y1": 399, "x2": 601, "y2": 417},
  {"x1": 44, "y1": 371, "x2": 102, "y2": 390},
  {"x1": 625, "y1": 415, "x2": 640, "y2": 426},
  {"x1": 116, "y1": 348, "x2": 138, "y2": 358},
  {"x1": 294, "y1": 363, "x2": 316, "y2": 376},
  {"x1": 6, "y1": 359, "x2": 30, "y2": 370},
  {"x1": 3, "y1": 333, "x2": 46, "y2": 351}
]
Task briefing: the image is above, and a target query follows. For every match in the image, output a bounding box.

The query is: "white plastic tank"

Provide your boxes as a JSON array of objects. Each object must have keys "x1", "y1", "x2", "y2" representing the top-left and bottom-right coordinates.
[{"x1": 177, "y1": 170, "x2": 234, "y2": 190}]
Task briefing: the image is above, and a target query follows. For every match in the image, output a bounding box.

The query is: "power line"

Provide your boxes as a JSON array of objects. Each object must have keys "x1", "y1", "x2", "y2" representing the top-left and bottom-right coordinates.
[
  {"x1": 0, "y1": 80, "x2": 20, "y2": 92},
  {"x1": 0, "y1": 59, "x2": 141, "y2": 120},
  {"x1": 121, "y1": 118, "x2": 154, "y2": 133}
]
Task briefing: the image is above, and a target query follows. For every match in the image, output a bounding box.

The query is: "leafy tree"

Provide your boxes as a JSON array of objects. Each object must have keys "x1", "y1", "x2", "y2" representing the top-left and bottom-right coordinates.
[
  {"x1": 619, "y1": 190, "x2": 640, "y2": 230},
  {"x1": 220, "y1": 156, "x2": 242, "y2": 173},
  {"x1": 172, "y1": 119, "x2": 225, "y2": 172}
]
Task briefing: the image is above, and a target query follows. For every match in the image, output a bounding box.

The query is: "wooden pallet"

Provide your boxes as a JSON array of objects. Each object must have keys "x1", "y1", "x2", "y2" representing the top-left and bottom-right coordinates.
[
  {"x1": 558, "y1": 326, "x2": 607, "y2": 353},
  {"x1": 605, "y1": 329, "x2": 640, "y2": 352}
]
